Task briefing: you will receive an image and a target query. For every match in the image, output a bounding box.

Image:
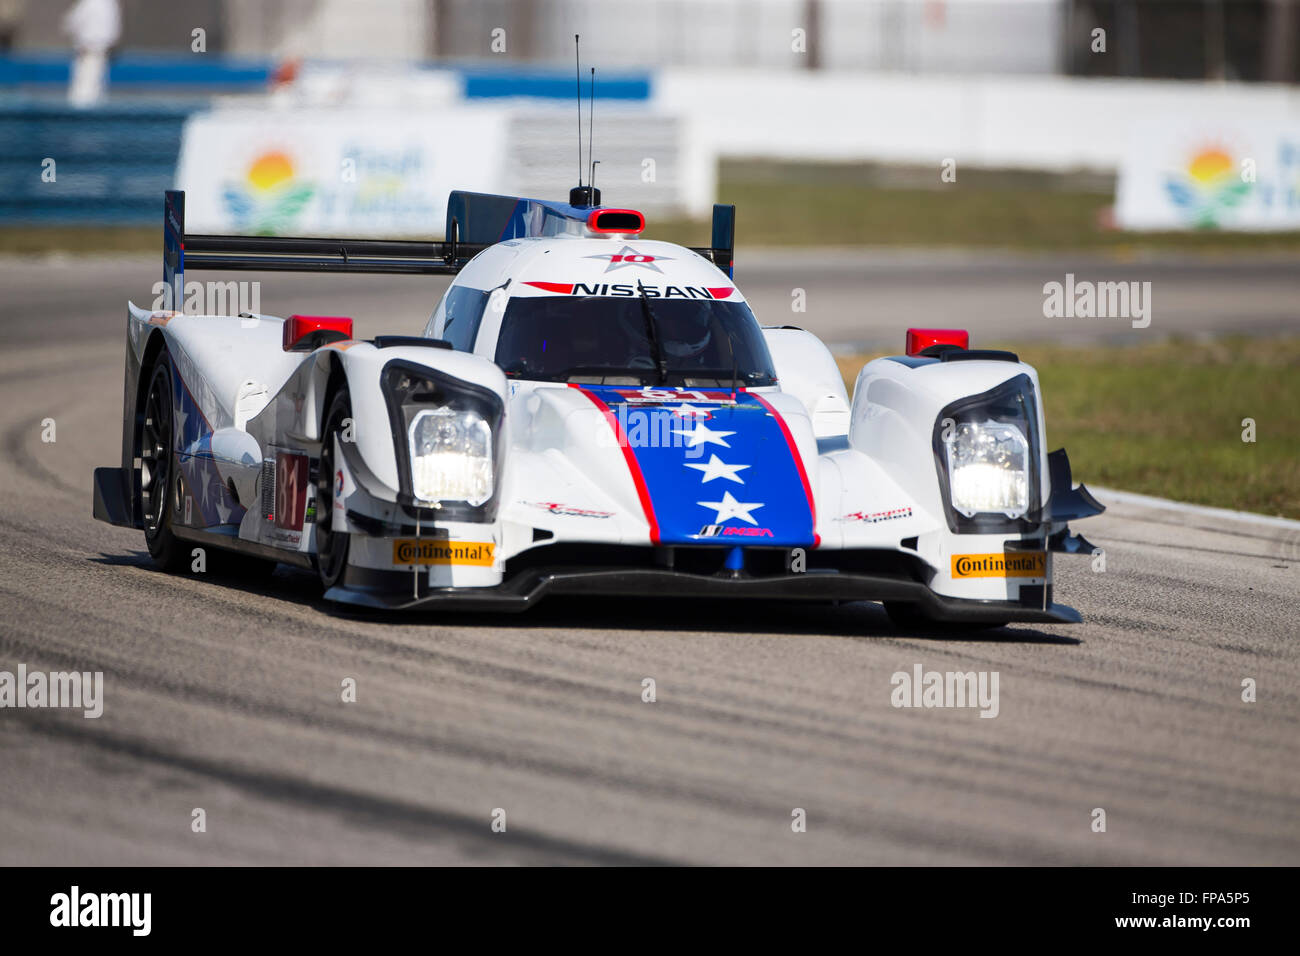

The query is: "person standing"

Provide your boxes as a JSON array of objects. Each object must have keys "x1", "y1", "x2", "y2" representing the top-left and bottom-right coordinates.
[{"x1": 62, "y1": 0, "x2": 120, "y2": 107}]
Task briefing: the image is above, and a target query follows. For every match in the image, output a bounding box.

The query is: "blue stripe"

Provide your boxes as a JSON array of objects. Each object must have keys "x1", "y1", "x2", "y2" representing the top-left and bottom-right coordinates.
[
  {"x1": 460, "y1": 68, "x2": 650, "y2": 101},
  {"x1": 587, "y1": 386, "x2": 814, "y2": 547},
  {"x1": 0, "y1": 53, "x2": 271, "y2": 88}
]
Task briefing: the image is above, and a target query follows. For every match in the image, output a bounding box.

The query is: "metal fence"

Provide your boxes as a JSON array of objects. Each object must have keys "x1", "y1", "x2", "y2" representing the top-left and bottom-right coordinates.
[{"x1": 0, "y1": 101, "x2": 192, "y2": 223}]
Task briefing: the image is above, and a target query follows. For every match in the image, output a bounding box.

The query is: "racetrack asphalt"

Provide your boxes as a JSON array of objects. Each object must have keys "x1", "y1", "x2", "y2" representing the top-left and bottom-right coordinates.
[{"x1": 0, "y1": 252, "x2": 1296, "y2": 865}]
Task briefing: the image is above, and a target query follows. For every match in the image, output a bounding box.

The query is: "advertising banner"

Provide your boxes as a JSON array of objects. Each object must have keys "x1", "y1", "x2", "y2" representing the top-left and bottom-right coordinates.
[
  {"x1": 176, "y1": 107, "x2": 510, "y2": 237},
  {"x1": 1116, "y1": 123, "x2": 1300, "y2": 231}
]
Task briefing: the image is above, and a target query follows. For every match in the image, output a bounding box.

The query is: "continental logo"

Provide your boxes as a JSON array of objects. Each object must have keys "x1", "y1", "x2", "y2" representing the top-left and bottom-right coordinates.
[
  {"x1": 393, "y1": 540, "x2": 495, "y2": 566},
  {"x1": 951, "y1": 552, "x2": 1046, "y2": 578}
]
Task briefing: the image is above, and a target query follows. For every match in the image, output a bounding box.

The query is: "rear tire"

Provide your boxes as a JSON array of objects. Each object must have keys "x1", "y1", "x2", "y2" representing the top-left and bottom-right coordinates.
[
  {"x1": 141, "y1": 353, "x2": 187, "y2": 572},
  {"x1": 315, "y1": 387, "x2": 352, "y2": 591}
]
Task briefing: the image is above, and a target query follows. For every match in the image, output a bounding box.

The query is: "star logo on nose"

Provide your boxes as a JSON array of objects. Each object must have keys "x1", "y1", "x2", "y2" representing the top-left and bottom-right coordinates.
[
  {"x1": 697, "y1": 490, "x2": 764, "y2": 525},
  {"x1": 669, "y1": 403, "x2": 712, "y2": 420},
  {"x1": 685, "y1": 454, "x2": 749, "y2": 484},
  {"x1": 585, "y1": 245, "x2": 671, "y2": 273},
  {"x1": 671, "y1": 421, "x2": 735, "y2": 448}
]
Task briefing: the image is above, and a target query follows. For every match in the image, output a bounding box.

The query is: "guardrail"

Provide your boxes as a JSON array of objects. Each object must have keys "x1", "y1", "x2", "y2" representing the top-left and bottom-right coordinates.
[
  {"x1": 0, "y1": 53, "x2": 272, "y2": 92},
  {"x1": 0, "y1": 100, "x2": 197, "y2": 224}
]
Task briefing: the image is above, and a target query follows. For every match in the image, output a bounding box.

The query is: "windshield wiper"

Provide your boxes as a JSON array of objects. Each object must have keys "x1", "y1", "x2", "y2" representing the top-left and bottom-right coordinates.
[{"x1": 636, "y1": 280, "x2": 669, "y2": 385}]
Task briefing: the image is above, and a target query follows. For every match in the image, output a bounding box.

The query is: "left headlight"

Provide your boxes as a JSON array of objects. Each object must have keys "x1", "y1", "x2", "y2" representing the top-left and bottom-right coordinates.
[{"x1": 382, "y1": 360, "x2": 504, "y2": 520}]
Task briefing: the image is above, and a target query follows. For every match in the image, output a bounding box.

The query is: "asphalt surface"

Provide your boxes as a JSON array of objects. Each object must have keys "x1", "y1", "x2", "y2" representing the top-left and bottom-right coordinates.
[{"x1": 0, "y1": 253, "x2": 1297, "y2": 865}]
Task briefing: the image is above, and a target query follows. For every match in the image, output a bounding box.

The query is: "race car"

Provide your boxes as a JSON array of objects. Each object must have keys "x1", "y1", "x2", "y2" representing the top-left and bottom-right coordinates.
[{"x1": 92, "y1": 186, "x2": 1102, "y2": 628}]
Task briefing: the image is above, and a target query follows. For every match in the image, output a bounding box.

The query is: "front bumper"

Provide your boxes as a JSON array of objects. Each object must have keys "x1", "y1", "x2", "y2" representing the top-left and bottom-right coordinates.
[{"x1": 324, "y1": 563, "x2": 1080, "y2": 623}]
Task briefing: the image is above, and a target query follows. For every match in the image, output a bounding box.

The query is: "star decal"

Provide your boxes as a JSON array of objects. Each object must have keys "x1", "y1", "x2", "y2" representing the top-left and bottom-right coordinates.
[
  {"x1": 672, "y1": 421, "x2": 735, "y2": 448},
  {"x1": 669, "y1": 403, "x2": 712, "y2": 420},
  {"x1": 685, "y1": 454, "x2": 749, "y2": 484},
  {"x1": 697, "y1": 490, "x2": 765, "y2": 525},
  {"x1": 584, "y1": 245, "x2": 671, "y2": 273}
]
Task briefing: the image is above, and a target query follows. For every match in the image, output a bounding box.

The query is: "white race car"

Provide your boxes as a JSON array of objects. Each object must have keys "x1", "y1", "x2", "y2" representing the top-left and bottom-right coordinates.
[{"x1": 92, "y1": 187, "x2": 1102, "y2": 628}]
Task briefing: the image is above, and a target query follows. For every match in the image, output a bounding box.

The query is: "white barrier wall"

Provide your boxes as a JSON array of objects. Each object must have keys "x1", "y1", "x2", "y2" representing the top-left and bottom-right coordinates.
[
  {"x1": 655, "y1": 68, "x2": 1300, "y2": 172},
  {"x1": 657, "y1": 68, "x2": 1300, "y2": 230}
]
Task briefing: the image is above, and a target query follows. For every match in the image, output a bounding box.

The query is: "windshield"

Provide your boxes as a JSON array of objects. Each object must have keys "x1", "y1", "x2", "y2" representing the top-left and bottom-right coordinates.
[{"x1": 494, "y1": 295, "x2": 778, "y2": 386}]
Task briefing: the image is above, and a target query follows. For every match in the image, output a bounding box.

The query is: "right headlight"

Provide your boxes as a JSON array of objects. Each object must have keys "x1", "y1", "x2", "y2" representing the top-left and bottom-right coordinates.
[
  {"x1": 944, "y1": 420, "x2": 1029, "y2": 518},
  {"x1": 408, "y1": 406, "x2": 493, "y2": 506},
  {"x1": 932, "y1": 373, "x2": 1042, "y2": 533},
  {"x1": 382, "y1": 360, "x2": 504, "y2": 521}
]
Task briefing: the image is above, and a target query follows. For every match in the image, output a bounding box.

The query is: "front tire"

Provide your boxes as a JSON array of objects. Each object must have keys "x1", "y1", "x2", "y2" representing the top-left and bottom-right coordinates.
[
  {"x1": 315, "y1": 387, "x2": 352, "y2": 590},
  {"x1": 141, "y1": 353, "x2": 187, "y2": 572}
]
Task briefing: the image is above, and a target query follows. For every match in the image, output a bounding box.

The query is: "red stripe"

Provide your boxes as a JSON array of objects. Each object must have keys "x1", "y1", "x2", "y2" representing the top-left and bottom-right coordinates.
[
  {"x1": 568, "y1": 384, "x2": 661, "y2": 544},
  {"x1": 749, "y1": 391, "x2": 820, "y2": 548}
]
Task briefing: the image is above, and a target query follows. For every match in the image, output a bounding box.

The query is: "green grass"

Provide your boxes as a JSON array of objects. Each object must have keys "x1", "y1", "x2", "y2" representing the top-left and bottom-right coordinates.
[
  {"x1": 652, "y1": 161, "x2": 1300, "y2": 253},
  {"x1": 0, "y1": 225, "x2": 156, "y2": 255},
  {"x1": 836, "y1": 336, "x2": 1300, "y2": 519}
]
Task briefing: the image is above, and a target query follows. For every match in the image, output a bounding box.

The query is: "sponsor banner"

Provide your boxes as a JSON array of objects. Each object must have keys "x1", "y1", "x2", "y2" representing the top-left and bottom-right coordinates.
[
  {"x1": 1115, "y1": 122, "x2": 1300, "y2": 231},
  {"x1": 951, "y1": 552, "x2": 1046, "y2": 579},
  {"x1": 393, "y1": 539, "x2": 495, "y2": 567},
  {"x1": 176, "y1": 108, "x2": 509, "y2": 236}
]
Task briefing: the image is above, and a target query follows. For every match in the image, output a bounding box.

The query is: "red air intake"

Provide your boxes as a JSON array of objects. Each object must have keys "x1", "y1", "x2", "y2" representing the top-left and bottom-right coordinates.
[
  {"x1": 906, "y1": 328, "x2": 969, "y2": 356},
  {"x1": 283, "y1": 314, "x2": 353, "y2": 351},
  {"x1": 586, "y1": 208, "x2": 645, "y2": 235}
]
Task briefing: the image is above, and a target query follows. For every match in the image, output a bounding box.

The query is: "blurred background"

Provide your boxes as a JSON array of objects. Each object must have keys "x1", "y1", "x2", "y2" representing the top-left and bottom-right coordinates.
[
  {"x1": 0, "y1": 0, "x2": 1298, "y2": 241},
  {"x1": 0, "y1": 0, "x2": 1296, "y2": 513}
]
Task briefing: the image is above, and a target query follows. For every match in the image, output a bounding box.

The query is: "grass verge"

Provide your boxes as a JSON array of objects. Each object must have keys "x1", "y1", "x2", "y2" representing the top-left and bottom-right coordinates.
[{"x1": 835, "y1": 336, "x2": 1300, "y2": 520}]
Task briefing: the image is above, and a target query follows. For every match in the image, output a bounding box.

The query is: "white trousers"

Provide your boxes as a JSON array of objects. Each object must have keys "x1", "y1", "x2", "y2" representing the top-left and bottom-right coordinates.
[{"x1": 69, "y1": 49, "x2": 108, "y2": 107}]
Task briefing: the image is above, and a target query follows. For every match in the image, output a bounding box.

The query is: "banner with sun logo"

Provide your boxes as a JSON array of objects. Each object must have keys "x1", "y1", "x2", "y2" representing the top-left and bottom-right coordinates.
[
  {"x1": 175, "y1": 108, "x2": 509, "y2": 237},
  {"x1": 1116, "y1": 125, "x2": 1300, "y2": 231}
]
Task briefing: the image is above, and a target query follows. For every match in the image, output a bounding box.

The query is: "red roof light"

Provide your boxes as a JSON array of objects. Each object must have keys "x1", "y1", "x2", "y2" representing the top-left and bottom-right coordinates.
[
  {"x1": 906, "y1": 328, "x2": 969, "y2": 356},
  {"x1": 283, "y1": 314, "x2": 353, "y2": 351}
]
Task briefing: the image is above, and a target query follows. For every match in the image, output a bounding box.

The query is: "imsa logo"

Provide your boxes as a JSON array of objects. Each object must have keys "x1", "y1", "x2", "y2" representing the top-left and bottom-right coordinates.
[
  {"x1": 393, "y1": 540, "x2": 495, "y2": 566},
  {"x1": 951, "y1": 552, "x2": 1046, "y2": 578}
]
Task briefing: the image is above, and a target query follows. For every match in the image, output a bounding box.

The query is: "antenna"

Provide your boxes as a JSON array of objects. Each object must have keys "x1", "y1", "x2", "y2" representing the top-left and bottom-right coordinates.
[
  {"x1": 588, "y1": 67, "x2": 595, "y2": 190},
  {"x1": 574, "y1": 34, "x2": 583, "y2": 188},
  {"x1": 568, "y1": 38, "x2": 602, "y2": 207}
]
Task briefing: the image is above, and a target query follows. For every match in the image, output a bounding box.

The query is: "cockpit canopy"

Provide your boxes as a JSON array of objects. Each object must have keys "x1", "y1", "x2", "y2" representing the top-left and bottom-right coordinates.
[{"x1": 493, "y1": 294, "x2": 777, "y2": 387}]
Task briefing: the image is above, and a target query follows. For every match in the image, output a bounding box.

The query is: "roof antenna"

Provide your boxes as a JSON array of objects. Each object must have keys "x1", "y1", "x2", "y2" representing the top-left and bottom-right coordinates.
[
  {"x1": 574, "y1": 34, "x2": 582, "y2": 189},
  {"x1": 569, "y1": 38, "x2": 601, "y2": 207},
  {"x1": 587, "y1": 67, "x2": 596, "y2": 192}
]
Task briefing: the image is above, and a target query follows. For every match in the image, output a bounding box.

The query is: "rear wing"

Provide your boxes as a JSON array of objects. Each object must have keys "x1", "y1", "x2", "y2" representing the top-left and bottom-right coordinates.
[
  {"x1": 162, "y1": 188, "x2": 737, "y2": 308},
  {"x1": 161, "y1": 190, "x2": 490, "y2": 310}
]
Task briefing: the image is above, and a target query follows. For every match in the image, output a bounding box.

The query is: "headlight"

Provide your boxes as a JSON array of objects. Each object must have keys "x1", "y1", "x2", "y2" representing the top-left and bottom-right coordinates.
[
  {"x1": 382, "y1": 360, "x2": 503, "y2": 520},
  {"x1": 943, "y1": 421, "x2": 1029, "y2": 518},
  {"x1": 932, "y1": 373, "x2": 1042, "y2": 533},
  {"x1": 408, "y1": 407, "x2": 493, "y2": 506}
]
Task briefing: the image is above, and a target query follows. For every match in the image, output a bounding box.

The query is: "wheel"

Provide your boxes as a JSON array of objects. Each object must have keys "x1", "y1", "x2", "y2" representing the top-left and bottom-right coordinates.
[
  {"x1": 140, "y1": 352, "x2": 187, "y2": 572},
  {"x1": 883, "y1": 601, "x2": 1007, "y2": 633},
  {"x1": 315, "y1": 387, "x2": 352, "y2": 590}
]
